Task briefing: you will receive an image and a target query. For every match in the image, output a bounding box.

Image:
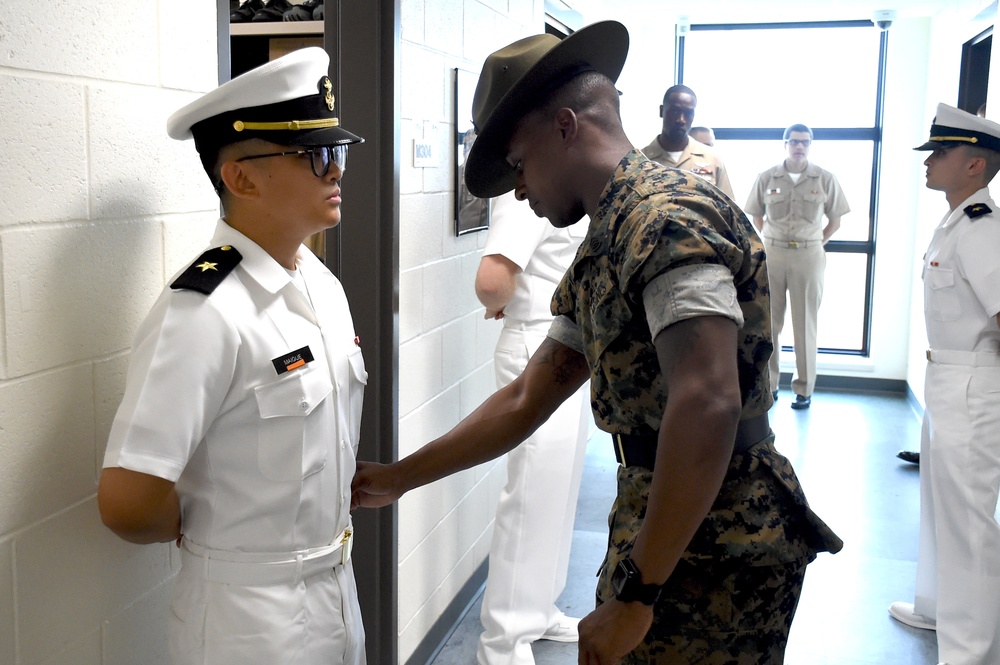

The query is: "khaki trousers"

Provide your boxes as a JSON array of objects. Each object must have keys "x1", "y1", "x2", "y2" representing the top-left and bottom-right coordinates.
[{"x1": 764, "y1": 241, "x2": 825, "y2": 397}]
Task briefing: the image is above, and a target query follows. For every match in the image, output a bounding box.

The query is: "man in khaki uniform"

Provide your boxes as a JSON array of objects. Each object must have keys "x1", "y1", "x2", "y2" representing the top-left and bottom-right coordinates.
[
  {"x1": 641, "y1": 85, "x2": 734, "y2": 198},
  {"x1": 745, "y1": 124, "x2": 849, "y2": 409}
]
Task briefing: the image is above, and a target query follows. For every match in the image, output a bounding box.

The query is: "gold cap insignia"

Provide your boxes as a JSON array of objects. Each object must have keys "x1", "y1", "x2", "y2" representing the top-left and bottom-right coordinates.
[{"x1": 320, "y1": 76, "x2": 335, "y2": 111}]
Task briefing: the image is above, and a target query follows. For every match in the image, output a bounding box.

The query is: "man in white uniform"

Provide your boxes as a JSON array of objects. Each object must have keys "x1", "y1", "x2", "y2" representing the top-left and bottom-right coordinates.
[
  {"x1": 889, "y1": 103, "x2": 1000, "y2": 665},
  {"x1": 474, "y1": 191, "x2": 591, "y2": 664},
  {"x1": 745, "y1": 125, "x2": 849, "y2": 409},
  {"x1": 97, "y1": 48, "x2": 368, "y2": 665},
  {"x1": 641, "y1": 85, "x2": 734, "y2": 198}
]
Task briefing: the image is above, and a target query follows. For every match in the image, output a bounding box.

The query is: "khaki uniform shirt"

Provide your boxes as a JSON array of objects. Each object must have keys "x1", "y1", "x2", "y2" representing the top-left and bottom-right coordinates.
[
  {"x1": 642, "y1": 135, "x2": 735, "y2": 199},
  {"x1": 744, "y1": 162, "x2": 850, "y2": 242}
]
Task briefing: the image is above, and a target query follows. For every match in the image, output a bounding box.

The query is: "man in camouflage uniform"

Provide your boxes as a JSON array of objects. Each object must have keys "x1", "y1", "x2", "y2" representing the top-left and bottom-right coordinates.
[{"x1": 352, "y1": 21, "x2": 841, "y2": 664}]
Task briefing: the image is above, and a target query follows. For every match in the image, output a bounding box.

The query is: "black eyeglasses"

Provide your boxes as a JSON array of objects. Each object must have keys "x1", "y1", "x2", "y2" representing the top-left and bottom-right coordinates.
[
  {"x1": 235, "y1": 144, "x2": 348, "y2": 178},
  {"x1": 786, "y1": 139, "x2": 812, "y2": 147}
]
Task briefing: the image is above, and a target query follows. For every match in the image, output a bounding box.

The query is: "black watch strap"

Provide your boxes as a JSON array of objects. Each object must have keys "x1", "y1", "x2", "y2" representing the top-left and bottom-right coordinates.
[{"x1": 611, "y1": 557, "x2": 662, "y2": 605}]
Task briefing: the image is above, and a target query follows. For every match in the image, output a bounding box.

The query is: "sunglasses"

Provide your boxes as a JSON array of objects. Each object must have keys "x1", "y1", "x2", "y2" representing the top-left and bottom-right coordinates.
[{"x1": 235, "y1": 144, "x2": 349, "y2": 178}]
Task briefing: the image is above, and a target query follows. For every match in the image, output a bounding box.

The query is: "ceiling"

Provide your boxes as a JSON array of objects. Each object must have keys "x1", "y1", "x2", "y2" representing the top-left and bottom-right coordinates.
[{"x1": 572, "y1": 0, "x2": 997, "y2": 26}]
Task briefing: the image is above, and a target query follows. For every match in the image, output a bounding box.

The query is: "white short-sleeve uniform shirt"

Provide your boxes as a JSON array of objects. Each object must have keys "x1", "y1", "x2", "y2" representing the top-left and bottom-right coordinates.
[
  {"x1": 104, "y1": 219, "x2": 366, "y2": 554},
  {"x1": 923, "y1": 188, "x2": 1000, "y2": 352}
]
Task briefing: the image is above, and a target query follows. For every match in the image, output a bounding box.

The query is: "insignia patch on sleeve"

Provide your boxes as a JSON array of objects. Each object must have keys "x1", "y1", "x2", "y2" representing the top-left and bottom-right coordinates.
[
  {"x1": 171, "y1": 245, "x2": 243, "y2": 294},
  {"x1": 965, "y1": 203, "x2": 992, "y2": 219}
]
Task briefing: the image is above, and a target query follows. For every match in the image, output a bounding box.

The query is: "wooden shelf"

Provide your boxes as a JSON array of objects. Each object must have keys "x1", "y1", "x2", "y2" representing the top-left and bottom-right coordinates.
[{"x1": 230, "y1": 20, "x2": 323, "y2": 36}]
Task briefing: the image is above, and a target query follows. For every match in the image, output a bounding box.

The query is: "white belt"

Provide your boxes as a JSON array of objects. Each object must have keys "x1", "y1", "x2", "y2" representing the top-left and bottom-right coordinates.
[
  {"x1": 764, "y1": 238, "x2": 823, "y2": 249},
  {"x1": 181, "y1": 525, "x2": 354, "y2": 586},
  {"x1": 926, "y1": 349, "x2": 1000, "y2": 367}
]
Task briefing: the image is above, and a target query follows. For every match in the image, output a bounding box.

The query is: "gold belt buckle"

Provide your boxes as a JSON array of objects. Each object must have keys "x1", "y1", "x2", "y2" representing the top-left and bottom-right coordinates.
[
  {"x1": 788, "y1": 240, "x2": 800, "y2": 248},
  {"x1": 926, "y1": 349, "x2": 932, "y2": 361},
  {"x1": 341, "y1": 527, "x2": 353, "y2": 565}
]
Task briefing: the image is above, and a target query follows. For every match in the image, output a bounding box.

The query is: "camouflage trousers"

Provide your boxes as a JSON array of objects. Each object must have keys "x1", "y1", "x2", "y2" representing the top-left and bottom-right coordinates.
[{"x1": 596, "y1": 464, "x2": 812, "y2": 664}]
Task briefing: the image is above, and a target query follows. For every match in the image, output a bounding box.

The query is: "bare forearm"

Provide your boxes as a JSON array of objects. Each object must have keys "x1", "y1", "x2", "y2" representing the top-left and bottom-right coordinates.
[
  {"x1": 475, "y1": 255, "x2": 518, "y2": 317},
  {"x1": 629, "y1": 395, "x2": 739, "y2": 585},
  {"x1": 629, "y1": 315, "x2": 742, "y2": 585},
  {"x1": 822, "y1": 217, "x2": 841, "y2": 243},
  {"x1": 395, "y1": 386, "x2": 547, "y2": 492},
  {"x1": 753, "y1": 215, "x2": 765, "y2": 232},
  {"x1": 390, "y1": 339, "x2": 588, "y2": 496},
  {"x1": 98, "y1": 467, "x2": 182, "y2": 544}
]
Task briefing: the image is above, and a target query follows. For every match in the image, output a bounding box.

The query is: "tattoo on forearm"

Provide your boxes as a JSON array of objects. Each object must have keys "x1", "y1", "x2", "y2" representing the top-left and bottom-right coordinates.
[{"x1": 532, "y1": 339, "x2": 588, "y2": 386}]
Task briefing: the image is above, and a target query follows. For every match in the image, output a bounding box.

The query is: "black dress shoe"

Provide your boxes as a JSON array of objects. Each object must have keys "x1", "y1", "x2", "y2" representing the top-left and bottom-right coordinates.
[
  {"x1": 252, "y1": 0, "x2": 293, "y2": 22},
  {"x1": 772, "y1": 390, "x2": 778, "y2": 401},
  {"x1": 790, "y1": 394, "x2": 811, "y2": 410},
  {"x1": 231, "y1": 0, "x2": 263, "y2": 22},
  {"x1": 896, "y1": 450, "x2": 920, "y2": 465},
  {"x1": 282, "y1": 0, "x2": 320, "y2": 20}
]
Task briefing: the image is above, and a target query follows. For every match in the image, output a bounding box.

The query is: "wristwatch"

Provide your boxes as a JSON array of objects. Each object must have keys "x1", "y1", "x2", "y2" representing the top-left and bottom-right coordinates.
[{"x1": 610, "y1": 557, "x2": 662, "y2": 605}]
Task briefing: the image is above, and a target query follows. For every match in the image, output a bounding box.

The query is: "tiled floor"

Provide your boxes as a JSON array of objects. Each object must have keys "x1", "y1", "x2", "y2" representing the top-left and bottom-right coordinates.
[{"x1": 430, "y1": 389, "x2": 940, "y2": 664}]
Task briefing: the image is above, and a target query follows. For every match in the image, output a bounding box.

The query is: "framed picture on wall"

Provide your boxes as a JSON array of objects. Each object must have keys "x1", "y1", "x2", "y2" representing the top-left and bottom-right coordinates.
[{"x1": 454, "y1": 68, "x2": 490, "y2": 235}]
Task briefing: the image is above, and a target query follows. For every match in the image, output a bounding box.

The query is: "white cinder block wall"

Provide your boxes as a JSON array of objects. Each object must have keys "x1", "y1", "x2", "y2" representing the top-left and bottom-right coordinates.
[
  {"x1": 395, "y1": 0, "x2": 545, "y2": 660},
  {"x1": 0, "y1": 0, "x2": 223, "y2": 663}
]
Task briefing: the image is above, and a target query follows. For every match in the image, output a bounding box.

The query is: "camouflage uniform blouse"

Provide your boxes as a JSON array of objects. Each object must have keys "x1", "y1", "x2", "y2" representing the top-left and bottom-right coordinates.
[
  {"x1": 551, "y1": 150, "x2": 772, "y2": 432},
  {"x1": 550, "y1": 151, "x2": 843, "y2": 563}
]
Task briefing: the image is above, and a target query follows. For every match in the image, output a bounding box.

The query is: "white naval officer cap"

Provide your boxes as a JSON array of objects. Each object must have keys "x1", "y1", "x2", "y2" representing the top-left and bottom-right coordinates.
[
  {"x1": 914, "y1": 102, "x2": 1000, "y2": 152},
  {"x1": 166, "y1": 47, "x2": 363, "y2": 177}
]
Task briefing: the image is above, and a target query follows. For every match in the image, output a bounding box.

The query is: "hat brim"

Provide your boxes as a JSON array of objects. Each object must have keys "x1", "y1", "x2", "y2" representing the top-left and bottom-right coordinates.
[
  {"x1": 913, "y1": 139, "x2": 958, "y2": 151},
  {"x1": 464, "y1": 21, "x2": 629, "y2": 199},
  {"x1": 285, "y1": 126, "x2": 365, "y2": 147}
]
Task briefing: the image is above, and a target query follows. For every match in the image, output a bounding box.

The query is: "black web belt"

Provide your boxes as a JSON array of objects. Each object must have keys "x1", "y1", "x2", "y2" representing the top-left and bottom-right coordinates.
[{"x1": 612, "y1": 413, "x2": 771, "y2": 471}]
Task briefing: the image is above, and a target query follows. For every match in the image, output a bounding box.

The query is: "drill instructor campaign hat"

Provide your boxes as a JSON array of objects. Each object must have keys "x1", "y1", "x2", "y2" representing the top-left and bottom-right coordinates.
[
  {"x1": 914, "y1": 102, "x2": 1000, "y2": 152},
  {"x1": 167, "y1": 47, "x2": 364, "y2": 173},
  {"x1": 464, "y1": 20, "x2": 629, "y2": 198}
]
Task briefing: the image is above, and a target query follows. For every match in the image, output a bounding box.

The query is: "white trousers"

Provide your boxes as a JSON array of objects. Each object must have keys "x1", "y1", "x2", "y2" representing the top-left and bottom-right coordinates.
[
  {"x1": 477, "y1": 323, "x2": 590, "y2": 665},
  {"x1": 914, "y1": 361, "x2": 1000, "y2": 665},
  {"x1": 169, "y1": 558, "x2": 366, "y2": 665},
  {"x1": 765, "y1": 242, "x2": 825, "y2": 397}
]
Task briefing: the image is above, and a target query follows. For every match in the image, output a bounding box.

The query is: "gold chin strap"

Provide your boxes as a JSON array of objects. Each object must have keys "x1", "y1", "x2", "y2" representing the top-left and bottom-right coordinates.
[
  {"x1": 232, "y1": 118, "x2": 340, "y2": 132},
  {"x1": 932, "y1": 135, "x2": 979, "y2": 144}
]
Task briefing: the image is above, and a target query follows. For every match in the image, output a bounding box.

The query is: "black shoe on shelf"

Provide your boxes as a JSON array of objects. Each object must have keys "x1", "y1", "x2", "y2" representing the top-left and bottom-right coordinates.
[
  {"x1": 790, "y1": 394, "x2": 811, "y2": 410},
  {"x1": 896, "y1": 450, "x2": 920, "y2": 465},
  {"x1": 283, "y1": 0, "x2": 320, "y2": 21},
  {"x1": 252, "y1": 0, "x2": 293, "y2": 22},
  {"x1": 231, "y1": 0, "x2": 262, "y2": 22}
]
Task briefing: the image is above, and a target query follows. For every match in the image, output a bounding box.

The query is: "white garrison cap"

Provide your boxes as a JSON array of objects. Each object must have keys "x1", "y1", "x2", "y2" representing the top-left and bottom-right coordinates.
[
  {"x1": 166, "y1": 47, "x2": 363, "y2": 155},
  {"x1": 914, "y1": 102, "x2": 1000, "y2": 152}
]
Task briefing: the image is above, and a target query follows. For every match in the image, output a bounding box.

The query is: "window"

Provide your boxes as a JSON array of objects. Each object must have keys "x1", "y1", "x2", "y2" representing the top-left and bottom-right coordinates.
[{"x1": 678, "y1": 20, "x2": 887, "y2": 356}]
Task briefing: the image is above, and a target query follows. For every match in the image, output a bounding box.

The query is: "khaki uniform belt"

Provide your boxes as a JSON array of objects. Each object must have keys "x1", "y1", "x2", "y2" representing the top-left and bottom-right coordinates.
[
  {"x1": 181, "y1": 524, "x2": 353, "y2": 586},
  {"x1": 612, "y1": 413, "x2": 771, "y2": 470},
  {"x1": 926, "y1": 349, "x2": 1000, "y2": 367}
]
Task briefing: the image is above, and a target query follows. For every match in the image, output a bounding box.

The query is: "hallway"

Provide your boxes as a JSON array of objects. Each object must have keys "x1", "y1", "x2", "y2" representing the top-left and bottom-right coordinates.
[{"x1": 430, "y1": 389, "x2": 938, "y2": 664}]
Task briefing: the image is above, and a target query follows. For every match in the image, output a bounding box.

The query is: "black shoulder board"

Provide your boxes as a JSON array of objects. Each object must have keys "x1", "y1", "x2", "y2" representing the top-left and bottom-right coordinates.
[
  {"x1": 170, "y1": 245, "x2": 243, "y2": 294},
  {"x1": 965, "y1": 203, "x2": 992, "y2": 219}
]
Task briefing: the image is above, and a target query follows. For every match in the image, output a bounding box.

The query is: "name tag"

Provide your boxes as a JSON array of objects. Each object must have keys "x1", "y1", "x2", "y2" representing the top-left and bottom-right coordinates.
[{"x1": 272, "y1": 346, "x2": 315, "y2": 375}]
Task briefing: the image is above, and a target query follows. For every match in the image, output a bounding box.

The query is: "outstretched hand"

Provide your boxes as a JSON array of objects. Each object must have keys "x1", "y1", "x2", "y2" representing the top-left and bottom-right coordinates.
[
  {"x1": 351, "y1": 460, "x2": 403, "y2": 510},
  {"x1": 577, "y1": 599, "x2": 652, "y2": 665}
]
